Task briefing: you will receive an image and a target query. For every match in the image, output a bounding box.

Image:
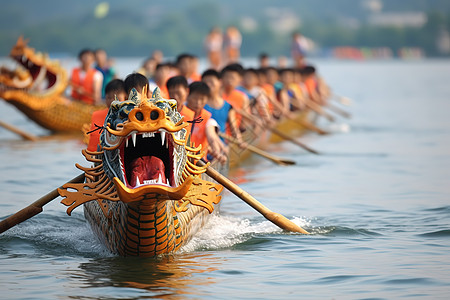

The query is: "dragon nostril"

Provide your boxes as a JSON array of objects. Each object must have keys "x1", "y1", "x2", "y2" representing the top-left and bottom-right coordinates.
[
  {"x1": 150, "y1": 110, "x2": 159, "y2": 120},
  {"x1": 135, "y1": 112, "x2": 144, "y2": 121}
]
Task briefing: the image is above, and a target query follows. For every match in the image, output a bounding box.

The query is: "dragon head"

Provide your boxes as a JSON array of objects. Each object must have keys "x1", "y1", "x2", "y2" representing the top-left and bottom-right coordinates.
[
  {"x1": 100, "y1": 86, "x2": 205, "y2": 202},
  {"x1": 0, "y1": 36, "x2": 68, "y2": 109},
  {"x1": 59, "y1": 87, "x2": 222, "y2": 215}
]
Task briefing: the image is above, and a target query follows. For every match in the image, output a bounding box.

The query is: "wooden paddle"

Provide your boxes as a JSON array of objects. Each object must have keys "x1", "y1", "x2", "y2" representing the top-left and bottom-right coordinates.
[
  {"x1": 286, "y1": 114, "x2": 330, "y2": 135},
  {"x1": 219, "y1": 132, "x2": 295, "y2": 166},
  {"x1": 236, "y1": 108, "x2": 320, "y2": 155},
  {"x1": 332, "y1": 94, "x2": 352, "y2": 106},
  {"x1": 0, "y1": 120, "x2": 38, "y2": 141},
  {"x1": 269, "y1": 126, "x2": 320, "y2": 154},
  {"x1": 0, "y1": 173, "x2": 85, "y2": 234},
  {"x1": 301, "y1": 99, "x2": 336, "y2": 122},
  {"x1": 326, "y1": 102, "x2": 351, "y2": 119},
  {"x1": 197, "y1": 160, "x2": 309, "y2": 234}
]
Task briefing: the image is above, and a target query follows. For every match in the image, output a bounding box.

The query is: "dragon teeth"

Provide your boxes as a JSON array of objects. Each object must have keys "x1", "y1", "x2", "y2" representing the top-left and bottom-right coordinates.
[
  {"x1": 157, "y1": 173, "x2": 163, "y2": 184},
  {"x1": 125, "y1": 138, "x2": 129, "y2": 147},
  {"x1": 160, "y1": 132, "x2": 165, "y2": 146},
  {"x1": 136, "y1": 176, "x2": 141, "y2": 186},
  {"x1": 142, "y1": 132, "x2": 155, "y2": 138},
  {"x1": 131, "y1": 132, "x2": 137, "y2": 147}
]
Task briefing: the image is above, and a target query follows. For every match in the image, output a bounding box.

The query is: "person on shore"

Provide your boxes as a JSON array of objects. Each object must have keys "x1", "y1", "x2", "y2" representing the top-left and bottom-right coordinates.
[
  {"x1": 291, "y1": 32, "x2": 308, "y2": 68},
  {"x1": 70, "y1": 48, "x2": 103, "y2": 105},
  {"x1": 151, "y1": 50, "x2": 164, "y2": 65},
  {"x1": 204, "y1": 27, "x2": 223, "y2": 70},
  {"x1": 86, "y1": 79, "x2": 126, "y2": 151},
  {"x1": 258, "y1": 53, "x2": 270, "y2": 68},
  {"x1": 94, "y1": 48, "x2": 117, "y2": 99},
  {"x1": 224, "y1": 26, "x2": 242, "y2": 64}
]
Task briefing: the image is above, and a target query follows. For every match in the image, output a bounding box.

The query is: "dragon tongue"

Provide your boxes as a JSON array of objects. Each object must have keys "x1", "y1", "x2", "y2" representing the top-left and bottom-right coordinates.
[{"x1": 129, "y1": 156, "x2": 166, "y2": 187}]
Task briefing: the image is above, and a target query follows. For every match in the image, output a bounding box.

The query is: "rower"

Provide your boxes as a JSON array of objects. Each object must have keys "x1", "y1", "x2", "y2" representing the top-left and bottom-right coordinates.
[
  {"x1": 201, "y1": 69, "x2": 243, "y2": 144},
  {"x1": 94, "y1": 48, "x2": 117, "y2": 99},
  {"x1": 70, "y1": 48, "x2": 103, "y2": 105},
  {"x1": 186, "y1": 82, "x2": 227, "y2": 163},
  {"x1": 278, "y1": 68, "x2": 305, "y2": 111},
  {"x1": 300, "y1": 65, "x2": 324, "y2": 105},
  {"x1": 220, "y1": 63, "x2": 250, "y2": 131},
  {"x1": 175, "y1": 53, "x2": 201, "y2": 84},
  {"x1": 167, "y1": 76, "x2": 226, "y2": 163},
  {"x1": 86, "y1": 79, "x2": 126, "y2": 151},
  {"x1": 148, "y1": 63, "x2": 171, "y2": 98},
  {"x1": 167, "y1": 76, "x2": 195, "y2": 133},
  {"x1": 124, "y1": 73, "x2": 151, "y2": 98},
  {"x1": 238, "y1": 68, "x2": 274, "y2": 126}
]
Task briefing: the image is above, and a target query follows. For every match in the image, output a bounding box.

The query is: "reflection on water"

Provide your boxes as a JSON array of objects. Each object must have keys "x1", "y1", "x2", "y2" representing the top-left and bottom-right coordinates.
[{"x1": 76, "y1": 252, "x2": 221, "y2": 299}]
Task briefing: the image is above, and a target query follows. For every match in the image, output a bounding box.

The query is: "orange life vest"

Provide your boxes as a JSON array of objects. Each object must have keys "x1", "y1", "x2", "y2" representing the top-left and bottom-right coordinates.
[
  {"x1": 261, "y1": 83, "x2": 276, "y2": 114},
  {"x1": 71, "y1": 68, "x2": 97, "y2": 104},
  {"x1": 179, "y1": 105, "x2": 195, "y2": 138},
  {"x1": 222, "y1": 89, "x2": 247, "y2": 129},
  {"x1": 159, "y1": 85, "x2": 169, "y2": 99},
  {"x1": 87, "y1": 108, "x2": 108, "y2": 151},
  {"x1": 189, "y1": 73, "x2": 201, "y2": 83},
  {"x1": 304, "y1": 77, "x2": 317, "y2": 98},
  {"x1": 188, "y1": 108, "x2": 211, "y2": 157}
]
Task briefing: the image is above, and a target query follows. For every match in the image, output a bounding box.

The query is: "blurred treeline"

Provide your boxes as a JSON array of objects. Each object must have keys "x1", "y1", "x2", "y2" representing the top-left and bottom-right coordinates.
[{"x1": 1, "y1": 0, "x2": 450, "y2": 57}]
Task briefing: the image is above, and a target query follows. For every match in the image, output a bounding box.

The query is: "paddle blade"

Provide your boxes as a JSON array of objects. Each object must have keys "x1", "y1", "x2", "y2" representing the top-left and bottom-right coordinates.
[{"x1": 264, "y1": 211, "x2": 310, "y2": 234}]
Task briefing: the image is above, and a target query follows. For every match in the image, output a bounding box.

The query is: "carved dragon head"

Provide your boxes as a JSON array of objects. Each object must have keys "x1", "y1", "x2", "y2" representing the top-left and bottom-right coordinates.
[
  {"x1": 0, "y1": 36, "x2": 68, "y2": 109},
  {"x1": 59, "y1": 87, "x2": 222, "y2": 215}
]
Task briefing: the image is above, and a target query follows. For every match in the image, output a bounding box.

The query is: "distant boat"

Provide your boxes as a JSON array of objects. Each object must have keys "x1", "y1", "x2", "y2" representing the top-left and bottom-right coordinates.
[{"x1": 0, "y1": 36, "x2": 104, "y2": 133}]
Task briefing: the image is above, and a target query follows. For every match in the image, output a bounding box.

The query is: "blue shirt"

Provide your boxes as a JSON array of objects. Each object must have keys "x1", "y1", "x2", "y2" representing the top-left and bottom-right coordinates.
[{"x1": 204, "y1": 101, "x2": 232, "y2": 133}]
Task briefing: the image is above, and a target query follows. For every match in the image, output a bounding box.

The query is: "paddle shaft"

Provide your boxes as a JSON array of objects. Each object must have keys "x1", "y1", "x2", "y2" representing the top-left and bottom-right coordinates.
[
  {"x1": 0, "y1": 120, "x2": 38, "y2": 141},
  {"x1": 292, "y1": 117, "x2": 329, "y2": 135},
  {"x1": 0, "y1": 173, "x2": 85, "y2": 234},
  {"x1": 219, "y1": 133, "x2": 295, "y2": 166},
  {"x1": 326, "y1": 102, "x2": 351, "y2": 119},
  {"x1": 332, "y1": 94, "x2": 352, "y2": 106},
  {"x1": 269, "y1": 127, "x2": 320, "y2": 155},
  {"x1": 300, "y1": 99, "x2": 335, "y2": 122},
  {"x1": 198, "y1": 160, "x2": 309, "y2": 234},
  {"x1": 236, "y1": 108, "x2": 320, "y2": 155}
]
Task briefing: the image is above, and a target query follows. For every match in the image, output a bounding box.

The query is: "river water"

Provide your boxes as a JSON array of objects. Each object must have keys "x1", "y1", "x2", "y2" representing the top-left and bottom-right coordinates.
[{"x1": 1, "y1": 58, "x2": 449, "y2": 299}]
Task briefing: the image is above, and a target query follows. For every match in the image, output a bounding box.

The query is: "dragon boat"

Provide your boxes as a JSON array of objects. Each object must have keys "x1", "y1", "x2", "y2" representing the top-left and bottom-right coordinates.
[
  {"x1": 58, "y1": 88, "x2": 223, "y2": 257},
  {"x1": 0, "y1": 37, "x2": 104, "y2": 132}
]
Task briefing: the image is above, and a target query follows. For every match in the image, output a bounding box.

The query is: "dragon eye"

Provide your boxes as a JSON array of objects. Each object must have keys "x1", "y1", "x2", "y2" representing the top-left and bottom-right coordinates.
[
  {"x1": 135, "y1": 112, "x2": 144, "y2": 121},
  {"x1": 150, "y1": 110, "x2": 159, "y2": 120},
  {"x1": 119, "y1": 110, "x2": 128, "y2": 119}
]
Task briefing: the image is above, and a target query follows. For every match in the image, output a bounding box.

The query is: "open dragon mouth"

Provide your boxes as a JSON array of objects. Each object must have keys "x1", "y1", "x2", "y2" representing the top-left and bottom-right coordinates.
[
  {"x1": 118, "y1": 130, "x2": 178, "y2": 190},
  {"x1": 12, "y1": 54, "x2": 58, "y2": 92}
]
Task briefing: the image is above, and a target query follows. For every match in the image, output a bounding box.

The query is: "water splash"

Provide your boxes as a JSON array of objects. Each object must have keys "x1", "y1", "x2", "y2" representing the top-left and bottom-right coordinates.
[
  {"x1": 181, "y1": 215, "x2": 312, "y2": 252},
  {"x1": 1, "y1": 213, "x2": 110, "y2": 258}
]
